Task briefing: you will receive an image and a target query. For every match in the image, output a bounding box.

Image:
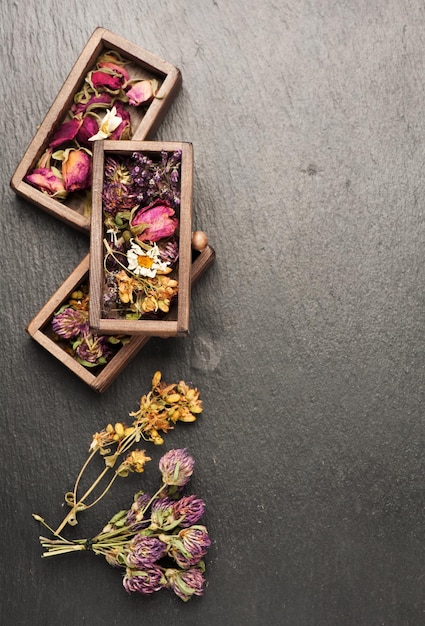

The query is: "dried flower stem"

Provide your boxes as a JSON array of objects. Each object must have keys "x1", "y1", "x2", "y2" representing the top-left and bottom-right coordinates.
[{"x1": 46, "y1": 372, "x2": 203, "y2": 535}]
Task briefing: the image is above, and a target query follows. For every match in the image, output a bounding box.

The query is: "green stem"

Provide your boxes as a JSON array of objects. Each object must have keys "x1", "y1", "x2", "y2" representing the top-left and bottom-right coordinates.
[{"x1": 54, "y1": 464, "x2": 111, "y2": 535}]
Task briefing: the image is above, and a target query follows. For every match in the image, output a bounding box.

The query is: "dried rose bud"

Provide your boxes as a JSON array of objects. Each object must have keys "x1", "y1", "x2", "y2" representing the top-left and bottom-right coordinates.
[
  {"x1": 61, "y1": 149, "x2": 92, "y2": 192},
  {"x1": 89, "y1": 68, "x2": 126, "y2": 92},
  {"x1": 97, "y1": 61, "x2": 130, "y2": 83},
  {"x1": 49, "y1": 118, "x2": 81, "y2": 149},
  {"x1": 71, "y1": 92, "x2": 113, "y2": 116},
  {"x1": 126, "y1": 79, "x2": 158, "y2": 106},
  {"x1": 130, "y1": 199, "x2": 178, "y2": 243},
  {"x1": 76, "y1": 115, "x2": 100, "y2": 146},
  {"x1": 25, "y1": 167, "x2": 67, "y2": 198}
]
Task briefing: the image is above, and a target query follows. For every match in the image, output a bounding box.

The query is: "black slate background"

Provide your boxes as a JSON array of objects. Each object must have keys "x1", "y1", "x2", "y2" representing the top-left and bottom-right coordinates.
[{"x1": 2, "y1": 2, "x2": 425, "y2": 625}]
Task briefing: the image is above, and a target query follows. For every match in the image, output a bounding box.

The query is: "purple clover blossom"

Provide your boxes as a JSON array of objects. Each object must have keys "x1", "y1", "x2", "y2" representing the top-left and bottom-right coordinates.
[
  {"x1": 123, "y1": 565, "x2": 165, "y2": 594},
  {"x1": 173, "y1": 496, "x2": 206, "y2": 528},
  {"x1": 102, "y1": 156, "x2": 136, "y2": 216},
  {"x1": 165, "y1": 566, "x2": 206, "y2": 602},
  {"x1": 159, "y1": 449, "x2": 194, "y2": 487},
  {"x1": 125, "y1": 492, "x2": 152, "y2": 530},
  {"x1": 126, "y1": 535, "x2": 167, "y2": 568},
  {"x1": 170, "y1": 526, "x2": 211, "y2": 569},
  {"x1": 75, "y1": 333, "x2": 113, "y2": 365},
  {"x1": 52, "y1": 307, "x2": 88, "y2": 339},
  {"x1": 150, "y1": 497, "x2": 175, "y2": 529},
  {"x1": 158, "y1": 238, "x2": 179, "y2": 266}
]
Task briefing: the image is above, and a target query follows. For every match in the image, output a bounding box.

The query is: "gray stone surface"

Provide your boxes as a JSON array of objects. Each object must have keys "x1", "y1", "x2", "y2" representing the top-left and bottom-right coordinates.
[{"x1": 2, "y1": 1, "x2": 425, "y2": 624}]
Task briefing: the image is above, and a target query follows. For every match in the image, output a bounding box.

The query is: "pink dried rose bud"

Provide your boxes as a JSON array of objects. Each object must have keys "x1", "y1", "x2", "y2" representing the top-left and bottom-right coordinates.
[
  {"x1": 130, "y1": 199, "x2": 178, "y2": 243},
  {"x1": 61, "y1": 149, "x2": 92, "y2": 192},
  {"x1": 48, "y1": 118, "x2": 81, "y2": 149},
  {"x1": 126, "y1": 79, "x2": 158, "y2": 106},
  {"x1": 25, "y1": 167, "x2": 67, "y2": 198},
  {"x1": 89, "y1": 69, "x2": 126, "y2": 92},
  {"x1": 108, "y1": 102, "x2": 131, "y2": 140},
  {"x1": 76, "y1": 115, "x2": 100, "y2": 146},
  {"x1": 97, "y1": 61, "x2": 130, "y2": 83},
  {"x1": 71, "y1": 92, "x2": 113, "y2": 116}
]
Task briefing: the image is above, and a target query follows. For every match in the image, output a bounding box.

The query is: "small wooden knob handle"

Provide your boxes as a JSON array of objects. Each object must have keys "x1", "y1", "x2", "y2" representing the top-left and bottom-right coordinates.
[{"x1": 191, "y1": 230, "x2": 209, "y2": 251}]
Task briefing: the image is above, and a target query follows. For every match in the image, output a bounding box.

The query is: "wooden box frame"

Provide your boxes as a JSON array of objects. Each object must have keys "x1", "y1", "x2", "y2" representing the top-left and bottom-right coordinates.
[
  {"x1": 89, "y1": 140, "x2": 193, "y2": 337},
  {"x1": 10, "y1": 27, "x2": 182, "y2": 233},
  {"x1": 26, "y1": 244, "x2": 215, "y2": 393}
]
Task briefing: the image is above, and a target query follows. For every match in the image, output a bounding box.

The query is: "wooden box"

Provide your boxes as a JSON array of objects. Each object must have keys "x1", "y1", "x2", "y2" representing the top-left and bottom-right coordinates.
[
  {"x1": 10, "y1": 27, "x2": 182, "y2": 233},
  {"x1": 26, "y1": 243, "x2": 215, "y2": 393},
  {"x1": 89, "y1": 140, "x2": 193, "y2": 337}
]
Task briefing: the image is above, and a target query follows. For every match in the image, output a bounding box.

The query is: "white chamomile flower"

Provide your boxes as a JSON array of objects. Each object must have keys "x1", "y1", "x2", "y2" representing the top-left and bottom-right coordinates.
[
  {"x1": 88, "y1": 107, "x2": 122, "y2": 141},
  {"x1": 127, "y1": 239, "x2": 169, "y2": 278}
]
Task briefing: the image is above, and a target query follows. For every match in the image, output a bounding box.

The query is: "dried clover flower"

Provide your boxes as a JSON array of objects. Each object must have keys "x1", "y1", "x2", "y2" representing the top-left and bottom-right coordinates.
[
  {"x1": 34, "y1": 445, "x2": 210, "y2": 602},
  {"x1": 52, "y1": 307, "x2": 88, "y2": 339},
  {"x1": 51, "y1": 281, "x2": 128, "y2": 369},
  {"x1": 165, "y1": 567, "x2": 206, "y2": 602},
  {"x1": 159, "y1": 448, "x2": 194, "y2": 487},
  {"x1": 38, "y1": 372, "x2": 203, "y2": 537}
]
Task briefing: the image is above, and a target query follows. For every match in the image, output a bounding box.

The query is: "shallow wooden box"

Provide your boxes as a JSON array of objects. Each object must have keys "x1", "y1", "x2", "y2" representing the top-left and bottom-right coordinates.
[
  {"x1": 10, "y1": 27, "x2": 182, "y2": 233},
  {"x1": 89, "y1": 140, "x2": 193, "y2": 337},
  {"x1": 26, "y1": 244, "x2": 215, "y2": 393}
]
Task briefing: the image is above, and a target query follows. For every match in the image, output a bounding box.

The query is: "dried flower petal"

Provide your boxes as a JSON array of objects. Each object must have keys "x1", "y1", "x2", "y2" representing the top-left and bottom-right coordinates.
[{"x1": 49, "y1": 118, "x2": 82, "y2": 149}]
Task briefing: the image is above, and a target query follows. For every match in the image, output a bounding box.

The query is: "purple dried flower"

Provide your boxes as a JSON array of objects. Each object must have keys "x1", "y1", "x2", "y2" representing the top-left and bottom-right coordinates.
[
  {"x1": 102, "y1": 156, "x2": 136, "y2": 215},
  {"x1": 125, "y1": 492, "x2": 152, "y2": 530},
  {"x1": 123, "y1": 565, "x2": 165, "y2": 594},
  {"x1": 159, "y1": 449, "x2": 194, "y2": 487},
  {"x1": 169, "y1": 525, "x2": 211, "y2": 568},
  {"x1": 173, "y1": 496, "x2": 205, "y2": 527},
  {"x1": 158, "y1": 238, "x2": 179, "y2": 265},
  {"x1": 75, "y1": 333, "x2": 113, "y2": 365},
  {"x1": 165, "y1": 566, "x2": 206, "y2": 602},
  {"x1": 127, "y1": 150, "x2": 181, "y2": 211},
  {"x1": 52, "y1": 307, "x2": 88, "y2": 339},
  {"x1": 126, "y1": 535, "x2": 167, "y2": 568},
  {"x1": 149, "y1": 497, "x2": 175, "y2": 529}
]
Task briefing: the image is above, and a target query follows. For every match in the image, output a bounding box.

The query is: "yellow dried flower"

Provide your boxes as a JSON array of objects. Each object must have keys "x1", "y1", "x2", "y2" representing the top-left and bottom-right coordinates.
[
  {"x1": 124, "y1": 449, "x2": 151, "y2": 472},
  {"x1": 152, "y1": 371, "x2": 161, "y2": 387}
]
